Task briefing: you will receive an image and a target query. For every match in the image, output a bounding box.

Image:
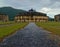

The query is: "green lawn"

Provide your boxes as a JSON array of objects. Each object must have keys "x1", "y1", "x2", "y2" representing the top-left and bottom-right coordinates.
[
  {"x1": 0, "y1": 22, "x2": 28, "y2": 42},
  {"x1": 0, "y1": 21, "x2": 15, "y2": 25},
  {"x1": 36, "y1": 22, "x2": 60, "y2": 36}
]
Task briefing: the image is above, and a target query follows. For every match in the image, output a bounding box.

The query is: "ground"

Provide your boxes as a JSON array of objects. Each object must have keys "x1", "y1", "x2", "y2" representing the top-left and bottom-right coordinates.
[
  {"x1": 0, "y1": 23, "x2": 60, "y2": 47},
  {"x1": 0, "y1": 22, "x2": 28, "y2": 41},
  {"x1": 36, "y1": 22, "x2": 60, "y2": 36}
]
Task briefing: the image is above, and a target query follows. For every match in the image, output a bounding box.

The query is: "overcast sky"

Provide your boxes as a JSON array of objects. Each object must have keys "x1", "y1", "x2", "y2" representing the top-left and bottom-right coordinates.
[{"x1": 0, "y1": 0, "x2": 60, "y2": 18}]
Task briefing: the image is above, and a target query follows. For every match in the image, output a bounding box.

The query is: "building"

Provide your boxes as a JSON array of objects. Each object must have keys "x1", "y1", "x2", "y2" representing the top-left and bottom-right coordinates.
[
  {"x1": 54, "y1": 14, "x2": 60, "y2": 22},
  {"x1": 15, "y1": 9, "x2": 48, "y2": 22},
  {"x1": 0, "y1": 13, "x2": 9, "y2": 22}
]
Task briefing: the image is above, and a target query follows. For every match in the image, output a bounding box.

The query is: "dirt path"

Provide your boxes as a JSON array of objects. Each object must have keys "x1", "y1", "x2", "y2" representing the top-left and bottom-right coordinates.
[{"x1": 0, "y1": 23, "x2": 60, "y2": 47}]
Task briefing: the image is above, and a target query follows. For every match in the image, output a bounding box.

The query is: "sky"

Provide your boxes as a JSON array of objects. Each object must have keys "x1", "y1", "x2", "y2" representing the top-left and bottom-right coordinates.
[{"x1": 0, "y1": 0, "x2": 60, "y2": 18}]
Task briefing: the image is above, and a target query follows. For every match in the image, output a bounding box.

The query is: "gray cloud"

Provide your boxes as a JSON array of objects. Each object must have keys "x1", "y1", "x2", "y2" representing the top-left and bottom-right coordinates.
[
  {"x1": 3, "y1": 0, "x2": 60, "y2": 9},
  {"x1": 1, "y1": 0, "x2": 60, "y2": 18}
]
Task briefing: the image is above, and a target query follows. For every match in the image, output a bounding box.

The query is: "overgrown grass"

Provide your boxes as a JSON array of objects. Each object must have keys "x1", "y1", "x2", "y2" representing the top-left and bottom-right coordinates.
[
  {"x1": 36, "y1": 22, "x2": 60, "y2": 36},
  {"x1": 0, "y1": 22, "x2": 28, "y2": 41},
  {"x1": 0, "y1": 21, "x2": 15, "y2": 25}
]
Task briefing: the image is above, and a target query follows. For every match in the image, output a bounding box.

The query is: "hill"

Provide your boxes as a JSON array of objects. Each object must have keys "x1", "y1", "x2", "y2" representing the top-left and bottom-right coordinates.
[{"x1": 0, "y1": 7, "x2": 26, "y2": 21}]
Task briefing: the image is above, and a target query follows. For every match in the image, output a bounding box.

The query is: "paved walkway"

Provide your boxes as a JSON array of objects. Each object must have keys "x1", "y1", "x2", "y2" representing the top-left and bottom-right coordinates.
[{"x1": 0, "y1": 23, "x2": 60, "y2": 47}]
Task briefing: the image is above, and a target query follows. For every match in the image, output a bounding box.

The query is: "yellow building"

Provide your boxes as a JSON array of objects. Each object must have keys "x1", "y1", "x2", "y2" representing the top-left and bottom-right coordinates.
[
  {"x1": 0, "y1": 13, "x2": 9, "y2": 22},
  {"x1": 54, "y1": 14, "x2": 60, "y2": 22},
  {"x1": 15, "y1": 9, "x2": 48, "y2": 22}
]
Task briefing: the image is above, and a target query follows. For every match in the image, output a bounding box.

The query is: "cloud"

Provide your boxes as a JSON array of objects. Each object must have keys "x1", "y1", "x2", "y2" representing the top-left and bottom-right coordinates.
[
  {"x1": 0, "y1": 0, "x2": 10, "y2": 7},
  {"x1": 39, "y1": 7, "x2": 60, "y2": 18},
  {"x1": 40, "y1": 7, "x2": 51, "y2": 13},
  {"x1": 0, "y1": 0, "x2": 4, "y2": 7},
  {"x1": 1, "y1": 0, "x2": 60, "y2": 9},
  {"x1": 0, "y1": 0, "x2": 60, "y2": 18}
]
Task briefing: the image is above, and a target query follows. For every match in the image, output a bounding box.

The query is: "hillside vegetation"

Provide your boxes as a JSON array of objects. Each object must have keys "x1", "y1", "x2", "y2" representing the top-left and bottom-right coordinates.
[{"x1": 0, "y1": 7, "x2": 26, "y2": 20}]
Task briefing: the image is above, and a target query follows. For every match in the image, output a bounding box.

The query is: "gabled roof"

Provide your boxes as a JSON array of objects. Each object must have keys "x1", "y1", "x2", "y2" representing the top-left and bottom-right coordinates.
[
  {"x1": 55, "y1": 14, "x2": 60, "y2": 16},
  {"x1": 17, "y1": 9, "x2": 47, "y2": 16}
]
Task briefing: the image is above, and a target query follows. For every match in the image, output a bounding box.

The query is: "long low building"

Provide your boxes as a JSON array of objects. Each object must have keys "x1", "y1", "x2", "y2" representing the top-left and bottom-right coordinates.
[
  {"x1": 54, "y1": 14, "x2": 60, "y2": 22},
  {"x1": 15, "y1": 9, "x2": 48, "y2": 22},
  {"x1": 0, "y1": 13, "x2": 9, "y2": 22}
]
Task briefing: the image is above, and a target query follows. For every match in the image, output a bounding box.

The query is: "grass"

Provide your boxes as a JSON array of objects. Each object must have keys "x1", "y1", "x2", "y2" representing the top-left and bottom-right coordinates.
[
  {"x1": 0, "y1": 22, "x2": 28, "y2": 42},
  {"x1": 0, "y1": 21, "x2": 15, "y2": 25},
  {"x1": 36, "y1": 22, "x2": 60, "y2": 36}
]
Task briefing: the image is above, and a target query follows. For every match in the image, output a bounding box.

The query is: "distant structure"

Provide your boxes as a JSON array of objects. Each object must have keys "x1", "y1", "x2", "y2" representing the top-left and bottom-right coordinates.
[
  {"x1": 15, "y1": 9, "x2": 48, "y2": 22},
  {"x1": 54, "y1": 14, "x2": 60, "y2": 22},
  {"x1": 0, "y1": 13, "x2": 9, "y2": 22}
]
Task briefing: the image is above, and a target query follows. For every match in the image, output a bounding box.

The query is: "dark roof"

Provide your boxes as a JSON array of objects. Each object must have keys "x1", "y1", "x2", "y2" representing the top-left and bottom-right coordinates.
[
  {"x1": 55, "y1": 14, "x2": 60, "y2": 17},
  {"x1": 29, "y1": 8, "x2": 36, "y2": 12},
  {"x1": 17, "y1": 9, "x2": 47, "y2": 16}
]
